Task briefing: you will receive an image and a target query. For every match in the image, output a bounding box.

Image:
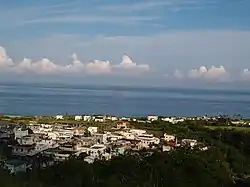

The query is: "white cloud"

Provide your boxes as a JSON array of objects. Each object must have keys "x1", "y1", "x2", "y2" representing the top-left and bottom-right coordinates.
[
  {"x1": 21, "y1": 15, "x2": 156, "y2": 26},
  {"x1": 240, "y1": 69, "x2": 250, "y2": 81},
  {"x1": 0, "y1": 46, "x2": 14, "y2": 69},
  {"x1": 86, "y1": 60, "x2": 111, "y2": 74},
  {"x1": 14, "y1": 58, "x2": 62, "y2": 74},
  {"x1": 114, "y1": 55, "x2": 150, "y2": 73},
  {"x1": 188, "y1": 66, "x2": 207, "y2": 78},
  {"x1": 64, "y1": 53, "x2": 85, "y2": 73},
  {"x1": 2, "y1": 30, "x2": 250, "y2": 82},
  {"x1": 188, "y1": 66, "x2": 228, "y2": 80},
  {"x1": 0, "y1": 45, "x2": 149, "y2": 76}
]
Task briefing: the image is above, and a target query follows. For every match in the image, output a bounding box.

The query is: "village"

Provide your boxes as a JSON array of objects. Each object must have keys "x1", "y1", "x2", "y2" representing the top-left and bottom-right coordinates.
[{"x1": 0, "y1": 113, "x2": 244, "y2": 174}]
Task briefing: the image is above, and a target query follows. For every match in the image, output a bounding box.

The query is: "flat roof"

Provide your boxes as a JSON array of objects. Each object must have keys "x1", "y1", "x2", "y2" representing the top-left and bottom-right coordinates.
[
  {"x1": 5, "y1": 159, "x2": 26, "y2": 166},
  {"x1": 44, "y1": 148, "x2": 76, "y2": 155},
  {"x1": 90, "y1": 144, "x2": 105, "y2": 149}
]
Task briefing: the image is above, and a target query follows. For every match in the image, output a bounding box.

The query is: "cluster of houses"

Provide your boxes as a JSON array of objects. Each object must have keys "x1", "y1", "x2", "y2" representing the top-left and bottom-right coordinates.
[
  {"x1": 56, "y1": 114, "x2": 239, "y2": 125},
  {"x1": 0, "y1": 115, "x2": 210, "y2": 175},
  {"x1": 55, "y1": 114, "x2": 201, "y2": 124}
]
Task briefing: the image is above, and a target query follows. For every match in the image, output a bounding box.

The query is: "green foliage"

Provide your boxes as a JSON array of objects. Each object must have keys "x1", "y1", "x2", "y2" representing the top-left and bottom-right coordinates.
[{"x1": 10, "y1": 148, "x2": 234, "y2": 187}]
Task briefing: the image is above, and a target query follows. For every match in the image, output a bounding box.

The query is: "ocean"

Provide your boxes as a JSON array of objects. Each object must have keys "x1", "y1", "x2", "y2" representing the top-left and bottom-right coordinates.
[{"x1": 0, "y1": 83, "x2": 250, "y2": 117}]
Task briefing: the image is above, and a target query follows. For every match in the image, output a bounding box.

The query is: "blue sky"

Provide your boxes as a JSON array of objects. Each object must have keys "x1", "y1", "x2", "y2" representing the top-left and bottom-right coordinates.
[{"x1": 0, "y1": 0, "x2": 250, "y2": 86}]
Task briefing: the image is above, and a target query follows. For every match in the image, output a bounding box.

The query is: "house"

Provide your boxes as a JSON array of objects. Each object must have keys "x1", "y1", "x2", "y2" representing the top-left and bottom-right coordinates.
[
  {"x1": 57, "y1": 129, "x2": 74, "y2": 139},
  {"x1": 38, "y1": 124, "x2": 53, "y2": 132},
  {"x1": 167, "y1": 140, "x2": 177, "y2": 147},
  {"x1": 43, "y1": 148, "x2": 75, "y2": 162},
  {"x1": 47, "y1": 132, "x2": 60, "y2": 140},
  {"x1": 162, "y1": 117, "x2": 184, "y2": 124},
  {"x1": 120, "y1": 132, "x2": 135, "y2": 140},
  {"x1": 17, "y1": 135, "x2": 39, "y2": 145},
  {"x1": 94, "y1": 116, "x2": 106, "y2": 122},
  {"x1": 106, "y1": 116, "x2": 118, "y2": 121},
  {"x1": 111, "y1": 146, "x2": 125, "y2": 156},
  {"x1": 136, "y1": 135, "x2": 160, "y2": 149},
  {"x1": 162, "y1": 145, "x2": 172, "y2": 152},
  {"x1": 116, "y1": 121, "x2": 128, "y2": 129},
  {"x1": 75, "y1": 115, "x2": 82, "y2": 121},
  {"x1": 84, "y1": 156, "x2": 95, "y2": 164},
  {"x1": 129, "y1": 129, "x2": 146, "y2": 136},
  {"x1": 14, "y1": 128, "x2": 29, "y2": 140},
  {"x1": 4, "y1": 159, "x2": 31, "y2": 174},
  {"x1": 83, "y1": 115, "x2": 92, "y2": 121},
  {"x1": 88, "y1": 127, "x2": 98, "y2": 135},
  {"x1": 37, "y1": 137, "x2": 57, "y2": 149},
  {"x1": 93, "y1": 133, "x2": 108, "y2": 144},
  {"x1": 77, "y1": 136, "x2": 95, "y2": 147},
  {"x1": 0, "y1": 131, "x2": 10, "y2": 139},
  {"x1": 59, "y1": 138, "x2": 86, "y2": 152},
  {"x1": 88, "y1": 144, "x2": 108, "y2": 159},
  {"x1": 162, "y1": 117, "x2": 175, "y2": 123},
  {"x1": 121, "y1": 117, "x2": 131, "y2": 121},
  {"x1": 106, "y1": 132, "x2": 123, "y2": 142},
  {"x1": 12, "y1": 144, "x2": 36, "y2": 156},
  {"x1": 164, "y1": 134, "x2": 175, "y2": 142},
  {"x1": 111, "y1": 116, "x2": 118, "y2": 121},
  {"x1": 147, "y1": 115, "x2": 158, "y2": 121},
  {"x1": 55, "y1": 115, "x2": 64, "y2": 120},
  {"x1": 181, "y1": 139, "x2": 197, "y2": 148}
]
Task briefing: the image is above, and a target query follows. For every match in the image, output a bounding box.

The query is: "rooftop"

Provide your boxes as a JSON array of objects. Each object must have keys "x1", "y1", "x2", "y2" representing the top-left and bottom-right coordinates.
[{"x1": 5, "y1": 159, "x2": 27, "y2": 166}]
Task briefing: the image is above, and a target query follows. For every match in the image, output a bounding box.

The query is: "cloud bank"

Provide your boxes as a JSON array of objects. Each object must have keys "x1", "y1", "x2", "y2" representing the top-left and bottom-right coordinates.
[
  {"x1": 0, "y1": 46, "x2": 149, "y2": 76},
  {"x1": 188, "y1": 66, "x2": 229, "y2": 80},
  {"x1": 173, "y1": 66, "x2": 231, "y2": 82}
]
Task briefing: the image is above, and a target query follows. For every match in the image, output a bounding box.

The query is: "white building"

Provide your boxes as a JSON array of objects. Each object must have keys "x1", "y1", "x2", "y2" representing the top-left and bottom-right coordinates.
[
  {"x1": 88, "y1": 127, "x2": 98, "y2": 134},
  {"x1": 106, "y1": 116, "x2": 118, "y2": 121},
  {"x1": 164, "y1": 134, "x2": 176, "y2": 142},
  {"x1": 116, "y1": 121, "x2": 128, "y2": 129},
  {"x1": 94, "y1": 133, "x2": 108, "y2": 144},
  {"x1": 43, "y1": 148, "x2": 73, "y2": 162},
  {"x1": 162, "y1": 145, "x2": 172, "y2": 152},
  {"x1": 121, "y1": 117, "x2": 131, "y2": 121},
  {"x1": 120, "y1": 132, "x2": 136, "y2": 140},
  {"x1": 162, "y1": 117, "x2": 185, "y2": 124},
  {"x1": 147, "y1": 115, "x2": 158, "y2": 121},
  {"x1": 106, "y1": 132, "x2": 123, "y2": 142},
  {"x1": 137, "y1": 135, "x2": 160, "y2": 149},
  {"x1": 57, "y1": 129, "x2": 74, "y2": 139},
  {"x1": 17, "y1": 135, "x2": 39, "y2": 145},
  {"x1": 182, "y1": 139, "x2": 197, "y2": 148},
  {"x1": 111, "y1": 116, "x2": 118, "y2": 121},
  {"x1": 4, "y1": 159, "x2": 31, "y2": 174},
  {"x1": 14, "y1": 128, "x2": 29, "y2": 140},
  {"x1": 40, "y1": 124, "x2": 53, "y2": 132},
  {"x1": 94, "y1": 116, "x2": 106, "y2": 122},
  {"x1": 47, "y1": 132, "x2": 60, "y2": 140},
  {"x1": 12, "y1": 144, "x2": 36, "y2": 156},
  {"x1": 88, "y1": 144, "x2": 110, "y2": 160},
  {"x1": 75, "y1": 115, "x2": 82, "y2": 121},
  {"x1": 83, "y1": 115, "x2": 92, "y2": 121},
  {"x1": 84, "y1": 156, "x2": 95, "y2": 164},
  {"x1": 55, "y1": 115, "x2": 64, "y2": 120},
  {"x1": 129, "y1": 129, "x2": 146, "y2": 136}
]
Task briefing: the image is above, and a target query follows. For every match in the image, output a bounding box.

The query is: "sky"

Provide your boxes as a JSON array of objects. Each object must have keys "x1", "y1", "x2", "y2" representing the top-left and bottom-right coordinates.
[{"x1": 0, "y1": 0, "x2": 250, "y2": 87}]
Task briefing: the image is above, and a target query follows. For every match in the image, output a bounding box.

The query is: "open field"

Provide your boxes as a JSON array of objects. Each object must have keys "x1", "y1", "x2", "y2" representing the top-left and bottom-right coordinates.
[{"x1": 206, "y1": 126, "x2": 250, "y2": 132}]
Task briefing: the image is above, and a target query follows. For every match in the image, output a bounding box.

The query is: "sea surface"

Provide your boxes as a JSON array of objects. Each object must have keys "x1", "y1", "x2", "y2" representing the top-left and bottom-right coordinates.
[{"x1": 0, "y1": 83, "x2": 250, "y2": 117}]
